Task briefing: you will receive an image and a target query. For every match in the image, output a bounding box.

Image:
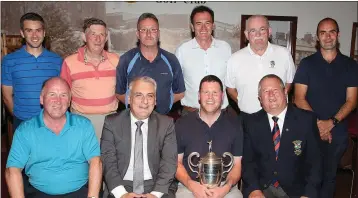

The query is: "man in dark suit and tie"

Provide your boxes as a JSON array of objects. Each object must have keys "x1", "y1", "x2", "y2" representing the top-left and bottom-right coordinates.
[
  {"x1": 242, "y1": 74, "x2": 322, "y2": 198},
  {"x1": 101, "y1": 76, "x2": 178, "y2": 198}
]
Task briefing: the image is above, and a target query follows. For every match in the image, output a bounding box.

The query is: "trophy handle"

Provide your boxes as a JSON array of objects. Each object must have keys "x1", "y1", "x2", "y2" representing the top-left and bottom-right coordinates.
[
  {"x1": 222, "y1": 152, "x2": 234, "y2": 175},
  {"x1": 188, "y1": 152, "x2": 200, "y2": 178}
]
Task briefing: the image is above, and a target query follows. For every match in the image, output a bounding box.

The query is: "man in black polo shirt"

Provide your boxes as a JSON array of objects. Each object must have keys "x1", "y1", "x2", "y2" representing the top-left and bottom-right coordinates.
[
  {"x1": 174, "y1": 75, "x2": 243, "y2": 198},
  {"x1": 116, "y1": 13, "x2": 185, "y2": 114},
  {"x1": 293, "y1": 17, "x2": 358, "y2": 198}
]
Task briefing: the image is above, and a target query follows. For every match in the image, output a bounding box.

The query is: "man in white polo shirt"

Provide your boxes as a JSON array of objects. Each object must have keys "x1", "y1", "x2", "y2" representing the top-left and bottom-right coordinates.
[
  {"x1": 175, "y1": 5, "x2": 231, "y2": 115},
  {"x1": 225, "y1": 15, "x2": 295, "y2": 115}
]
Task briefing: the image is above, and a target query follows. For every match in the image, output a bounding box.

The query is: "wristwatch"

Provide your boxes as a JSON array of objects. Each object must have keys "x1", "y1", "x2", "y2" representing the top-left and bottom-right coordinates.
[{"x1": 331, "y1": 117, "x2": 340, "y2": 126}]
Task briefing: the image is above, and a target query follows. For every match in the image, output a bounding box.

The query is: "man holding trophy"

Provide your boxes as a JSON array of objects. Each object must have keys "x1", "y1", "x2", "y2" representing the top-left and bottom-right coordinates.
[{"x1": 174, "y1": 75, "x2": 243, "y2": 198}]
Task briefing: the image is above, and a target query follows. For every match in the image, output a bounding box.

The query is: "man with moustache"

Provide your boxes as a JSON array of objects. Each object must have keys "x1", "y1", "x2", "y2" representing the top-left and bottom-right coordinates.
[
  {"x1": 243, "y1": 74, "x2": 322, "y2": 198},
  {"x1": 175, "y1": 75, "x2": 243, "y2": 198},
  {"x1": 60, "y1": 18, "x2": 119, "y2": 141},
  {"x1": 1, "y1": 12, "x2": 62, "y2": 130},
  {"x1": 101, "y1": 76, "x2": 177, "y2": 198},
  {"x1": 225, "y1": 15, "x2": 295, "y2": 115},
  {"x1": 116, "y1": 13, "x2": 185, "y2": 115},
  {"x1": 293, "y1": 18, "x2": 358, "y2": 198},
  {"x1": 6, "y1": 77, "x2": 102, "y2": 198},
  {"x1": 175, "y1": 6, "x2": 232, "y2": 115}
]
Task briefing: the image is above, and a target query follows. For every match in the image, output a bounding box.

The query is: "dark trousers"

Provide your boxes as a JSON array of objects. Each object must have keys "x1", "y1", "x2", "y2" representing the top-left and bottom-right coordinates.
[
  {"x1": 27, "y1": 183, "x2": 88, "y2": 198},
  {"x1": 320, "y1": 136, "x2": 348, "y2": 198}
]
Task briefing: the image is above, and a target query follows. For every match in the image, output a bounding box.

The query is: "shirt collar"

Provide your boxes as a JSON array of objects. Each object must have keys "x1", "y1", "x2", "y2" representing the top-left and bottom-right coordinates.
[
  {"x1": 35, "y1": 109, "x2": 73, "y2": 129},
  {"x1": 191, "y1": 37, "x2": 218, "y2": 49},
  {"x1": 266, "y1": 106, "x2": 288, "y2": 122},
  {"x1": 21, "y1": 45, "x2": 48, "y2": 57},
  {"x1": 197, "y1": 108, "x2": 223, "y2": 124},
  {"x1": 77, "y1": 46, "x2": 108, "y2": 64},
  {"x1": 130, "y1": 112, "x2": 149, "y2": 126},
  {"x1": 247, "y1": 41, "x2": 273, "y2": 56},
  {"x1": 137, "y1": 47, "x2": 163, "y2": 62}
]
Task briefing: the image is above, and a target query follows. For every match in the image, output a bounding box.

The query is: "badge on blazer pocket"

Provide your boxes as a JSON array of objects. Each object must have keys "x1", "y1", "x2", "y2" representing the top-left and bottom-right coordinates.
[{"x1": 292, "y1": 140, "x2": 302, "y2": 156}]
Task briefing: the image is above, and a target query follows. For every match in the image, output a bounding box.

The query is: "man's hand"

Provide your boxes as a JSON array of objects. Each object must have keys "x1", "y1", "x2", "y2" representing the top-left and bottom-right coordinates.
[
  {"x1": 249, "y1": 190, "x2": 265, "y2": 198},
  {"x1": 187, "y1": 180, "x2": 212, "y2": 198},
  {"x1": 300, "y1": 196, "x2": 308, "y2": 198},
  {"x1": 317, "y1": 119, "x2": 334, "y2": 143},
  {"x1": 207, "y1": 184, "x2": 231, "y2": 198},
  {"x1": 143, "y1": 193, "x2": 157, "y2": 198},
  {"x1": 121, "y1": 192, "x2": 146, "y2": 198}
]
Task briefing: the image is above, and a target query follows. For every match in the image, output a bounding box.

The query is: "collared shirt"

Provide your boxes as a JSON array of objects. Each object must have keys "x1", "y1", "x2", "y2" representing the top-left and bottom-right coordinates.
[
  {"x1": 176, "y1": 110, "x2": 243, "y2": 181},
  {"x1": 225, "y1": 42, "x2": 296, "y2": 114},
  {"x1": 6, "y1": 110, "x2": 100, "y2": 195},
  {"x1": 267, "y1": 106, "x2": 288, "y2": 136},
  {"x1": 293, "y1": 51, "x2": 358, "y2": 137},
  {"x1": 1, "y1": 45, "x2": 62, "y2": 120},
  {"x1": 175, "y1": 38, "x2": 231, "y2": 109},
  {"x1": 116, "y1": 47, "x2": 185, "y2": 114},
  {"x1": 111, "y1": 113, "x2": 163, "y2": 198},
  {"x1": 60, "y1": 46, "x2": 119, "y2": 114}
]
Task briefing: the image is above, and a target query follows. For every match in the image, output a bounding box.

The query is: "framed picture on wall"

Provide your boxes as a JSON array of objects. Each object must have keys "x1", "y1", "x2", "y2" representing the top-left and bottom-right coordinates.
[
  {"x1": 350, "y1": 22, "x2": 358, "y2": 62},
  {"x1": 240, "y1": 15, "x2": 298, "y2": 63}
]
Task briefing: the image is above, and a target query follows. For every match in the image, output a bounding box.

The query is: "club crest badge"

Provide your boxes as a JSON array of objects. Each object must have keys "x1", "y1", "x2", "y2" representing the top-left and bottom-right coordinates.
[
  {"x1": 270, "y1": 60, "x2": 275, "y2": 68},
  {"x1": 292, "y1": 140, "x2": 302, "y2": 156}
]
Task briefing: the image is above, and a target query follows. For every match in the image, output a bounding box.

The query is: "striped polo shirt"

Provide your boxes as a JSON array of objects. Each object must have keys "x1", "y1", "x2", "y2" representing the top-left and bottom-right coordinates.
[
  {"x1": 60, "y1": 46, "x2": 119, "y2": 114},
  {"x1": 1, "y1": 46, "x2": 62, "y2": 120}
]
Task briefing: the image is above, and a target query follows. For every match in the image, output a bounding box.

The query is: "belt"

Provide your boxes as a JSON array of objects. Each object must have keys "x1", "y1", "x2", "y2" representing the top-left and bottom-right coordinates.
[{"x1": 182, "y1": 106, "x2": 198, "y2": 112}]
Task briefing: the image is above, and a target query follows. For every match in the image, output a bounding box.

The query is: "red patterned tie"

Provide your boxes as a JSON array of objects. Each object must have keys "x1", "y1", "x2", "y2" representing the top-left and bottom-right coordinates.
[{"x1": 272, "y1": 116, "x2": 280, "y2": 188}]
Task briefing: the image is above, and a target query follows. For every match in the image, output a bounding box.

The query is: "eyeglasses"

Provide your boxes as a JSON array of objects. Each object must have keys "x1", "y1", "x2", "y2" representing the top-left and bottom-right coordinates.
[
  {"x1": 133, "y1": 93, "x2": 156, "y2": 103},
  {"x1": 248, "y1": 27, "x2": 268, "y2": 35},
  {"x1": 138, "y1": 28, "x2": 159, "y2": 34}
]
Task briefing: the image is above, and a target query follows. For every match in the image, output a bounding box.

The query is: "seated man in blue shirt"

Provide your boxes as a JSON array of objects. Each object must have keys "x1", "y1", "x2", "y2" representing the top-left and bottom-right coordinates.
[
  {"x1": 116, "y1": 13, "x2": 185, "y2": 115},
  {"x1": 5, "y1": 77, "x2": 102, "y2": 198}
]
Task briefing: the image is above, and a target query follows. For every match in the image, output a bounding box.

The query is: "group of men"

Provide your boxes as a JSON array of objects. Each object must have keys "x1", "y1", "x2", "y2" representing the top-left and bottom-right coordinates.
[{"x1": 2, "y1": 5, "x2": 358, "y2": 198}]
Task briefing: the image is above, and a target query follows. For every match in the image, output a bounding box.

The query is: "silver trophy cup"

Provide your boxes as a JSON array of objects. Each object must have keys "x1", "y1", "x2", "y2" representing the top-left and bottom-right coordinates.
[{"x1": 188, "y1": 141, "x2": 234, "y2": 188}]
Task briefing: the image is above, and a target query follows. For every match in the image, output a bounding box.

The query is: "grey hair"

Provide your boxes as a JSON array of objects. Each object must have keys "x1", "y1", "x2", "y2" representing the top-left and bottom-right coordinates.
[
  {"x1": 246, "y1": 15, "x2": 270, "y2": 31},
  {"x1": 128, "y1": 76, "x2": 157, "y2": 94},
  {"x1": 258, "y1": 74, "x2": 285, "y2": 95}
]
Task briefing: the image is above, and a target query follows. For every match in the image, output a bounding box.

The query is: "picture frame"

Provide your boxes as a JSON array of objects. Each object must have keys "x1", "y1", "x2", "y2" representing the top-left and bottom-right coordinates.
[
  {"x1": 350, "y1": 22, "x2": 358, "y2": 62},
  {"x1": 240, "y1": 15, "x2": 298, "y2": 63}
]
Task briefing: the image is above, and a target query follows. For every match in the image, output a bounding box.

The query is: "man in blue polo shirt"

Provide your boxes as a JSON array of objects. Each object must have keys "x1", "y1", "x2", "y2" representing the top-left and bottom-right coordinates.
[
  {"x1": 294, "y1": 18, "x2": 358, "y2": 198},
  {"x1": 1, "y1": 12, "x2": 63, "y2": 130},
  {"x1": 5, "y1": 77, "x2": 102, "y2": 198},
  {"x1": 116, "y1": 13, "x2": 185, "y2": 114}
]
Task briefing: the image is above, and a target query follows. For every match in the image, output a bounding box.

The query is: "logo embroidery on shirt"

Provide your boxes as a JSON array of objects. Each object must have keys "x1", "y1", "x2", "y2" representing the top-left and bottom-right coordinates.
[
  {"x1": 160, "y1": 72, "x2": 169, "y2": 75},
  {"x1": 269, "y1": 60, "x2": 275, "y2": 68}
]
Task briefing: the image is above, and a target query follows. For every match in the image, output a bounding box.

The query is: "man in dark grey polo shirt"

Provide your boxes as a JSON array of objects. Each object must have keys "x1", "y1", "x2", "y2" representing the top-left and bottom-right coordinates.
[{"x1": 174, "y1": 75, "x2": 243, "y2": 198}]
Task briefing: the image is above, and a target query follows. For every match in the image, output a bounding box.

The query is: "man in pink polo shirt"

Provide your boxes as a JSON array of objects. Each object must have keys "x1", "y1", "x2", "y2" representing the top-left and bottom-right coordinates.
[{"x1": 60, "y1": 18, "x2": 119, "y2": 141}]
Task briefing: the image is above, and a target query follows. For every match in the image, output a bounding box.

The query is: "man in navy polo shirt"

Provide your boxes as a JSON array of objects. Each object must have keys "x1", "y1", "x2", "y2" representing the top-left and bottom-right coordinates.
[
  {"x1": 174, "y1": 75, "x2": 243, "y2": 198},
  {"x1": 116, "y1": 13, "x2": 185, "y2": 114},
  {"x1": 294, "y1": 17, "x2": 358, "y2": 198},
  {"x1": 1, "y1": 12, "x2": 63, "y2": 130}
]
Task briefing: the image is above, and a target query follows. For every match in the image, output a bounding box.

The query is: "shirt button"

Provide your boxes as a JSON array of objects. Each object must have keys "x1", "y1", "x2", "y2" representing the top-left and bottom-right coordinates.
[
  {"x1": 274, "y1": 171, "x2": 278, "y2": 175},
  {"x1": 264, "y1": 184, "x2": 267, "y2": 188}
]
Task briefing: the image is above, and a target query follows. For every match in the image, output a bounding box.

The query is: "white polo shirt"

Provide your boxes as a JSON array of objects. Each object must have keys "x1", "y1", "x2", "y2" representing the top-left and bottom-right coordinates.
[
  {"x1": 225, "y1": 42, "x2": 295, "y2": 114},
  {"x1": 175, "y1": 38, "x2": 231, "y2": 109}
]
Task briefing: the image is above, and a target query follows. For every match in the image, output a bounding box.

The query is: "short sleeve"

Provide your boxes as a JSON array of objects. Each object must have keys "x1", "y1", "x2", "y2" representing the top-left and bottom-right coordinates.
[
  {"x1": 116, "y1": 54, "x2": 128, "y2": 95},
  {"x1": 346, "y1": 60, "x2": 358, "y2": 87},
  {"x1": 6, "y1": 123, "x2": 31, "y2": 168},
  {"x1": 170, "y1": 55, "x2": 185, "y2": 94},
  {"x1": 285, "y1": 49, "x2": 296, "y2": 83},
  {"x1": 82, "y1": 122, "x2": 100, "y2": 161},
  {"x1": 1, "y1": 56, "x2": 13, "y2": 86},
  {"x1": 225, "y1": 55, "x2": 236, "y2": 88},
  {"x1": 232, "y1": 118, "x2": 243, "y2": 157},
  {"x1": 293, "y1": 58, "x2": 310, "y2": 85}
]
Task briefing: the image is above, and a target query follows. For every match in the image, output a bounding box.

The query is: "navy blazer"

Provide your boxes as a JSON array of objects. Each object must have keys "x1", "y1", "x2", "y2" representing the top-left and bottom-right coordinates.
[{"x1": 242, "y1": 104, "x2": 322, "y2": 198}]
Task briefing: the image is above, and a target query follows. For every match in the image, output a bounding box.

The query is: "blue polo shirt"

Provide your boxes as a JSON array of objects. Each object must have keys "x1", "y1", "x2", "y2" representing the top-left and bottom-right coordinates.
[
  {"x1": 6, "y1": 110, "x2": 100, "y2": 195},
  {"x1": 116, "y1": 47, "x2": 185, "y2": 114},
  {"x1": 293, "y1": 51, "x2": 358, "y2": 138},
  {"x1": 1, "y1": 46, "x2": 62, "y2": 120}
]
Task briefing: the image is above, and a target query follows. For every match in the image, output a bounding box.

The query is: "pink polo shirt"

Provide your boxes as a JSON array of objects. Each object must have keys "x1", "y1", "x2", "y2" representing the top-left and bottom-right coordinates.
[{"x1": 60, "y1": 46, "x2": 119, "y2": 114}]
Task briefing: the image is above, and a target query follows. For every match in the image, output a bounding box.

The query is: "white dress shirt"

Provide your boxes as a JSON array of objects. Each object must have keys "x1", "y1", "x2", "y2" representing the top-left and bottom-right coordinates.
[
  {"x1": 267, "y1": 106, "x2": 288, "y2": 136},
  {"x1": 175, "y1": 37, "x2": 232, "y2": 109},
  {"x1": 111, "y1": 113, "x2": 163, "y2": 198},
  {"x1": 225, "y1": 42, "x2": 296, "y2": 113}
]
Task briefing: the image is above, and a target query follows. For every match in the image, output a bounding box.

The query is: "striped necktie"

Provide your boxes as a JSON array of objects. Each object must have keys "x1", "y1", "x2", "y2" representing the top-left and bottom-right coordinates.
[{"x1": 272, "y1": 116, "x2": 280, "y2": 188}]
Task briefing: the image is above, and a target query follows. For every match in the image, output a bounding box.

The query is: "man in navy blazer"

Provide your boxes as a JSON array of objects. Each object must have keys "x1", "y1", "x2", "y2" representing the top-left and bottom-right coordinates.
[{"x1": 242, "y1": 74, "x2": 322, "y2": 198}]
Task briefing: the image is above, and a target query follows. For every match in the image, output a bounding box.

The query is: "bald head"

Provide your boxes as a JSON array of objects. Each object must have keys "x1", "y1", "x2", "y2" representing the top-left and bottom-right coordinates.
[
  {"x1": 246, "y1": 15, "x2": 270, "y2": 31},
  {"x1": 41, "y1": 77, "x2": 70, "y2": 96}
]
